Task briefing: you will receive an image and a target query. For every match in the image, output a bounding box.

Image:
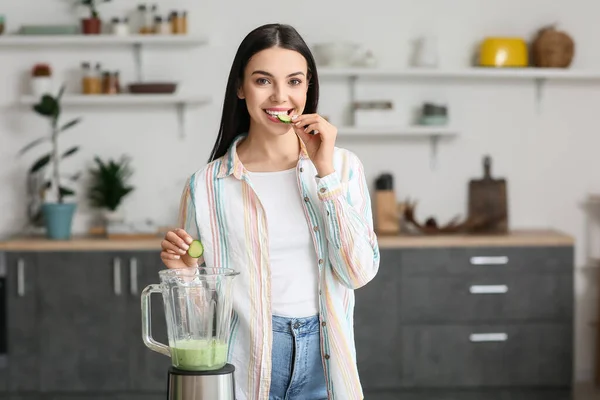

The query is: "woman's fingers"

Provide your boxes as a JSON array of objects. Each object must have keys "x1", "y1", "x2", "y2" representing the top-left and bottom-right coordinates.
[
  {"x1": 161, "y1": 250, "x2": 180, "y2": 261},
  {"x1": 166, "y1": 230, "x2": 190, "y2": 251},
  {"x1": 162, "y1": 239, "x2": 187, "y2": 255}
]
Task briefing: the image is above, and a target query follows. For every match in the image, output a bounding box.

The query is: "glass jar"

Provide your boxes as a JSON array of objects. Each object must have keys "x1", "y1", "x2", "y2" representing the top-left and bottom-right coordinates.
[
  {"x1": 138, "y1": 4, "x2": 151, "y2": 34},
  {"x1": 82, "y1": 62, "x2": 101, "y2": 94},
  {"x1": 155, "y1": 16, "x2": 171, "y2": 35},
  {"x1": 111, "y1": 17, "x2": 129, "y2": 36}
]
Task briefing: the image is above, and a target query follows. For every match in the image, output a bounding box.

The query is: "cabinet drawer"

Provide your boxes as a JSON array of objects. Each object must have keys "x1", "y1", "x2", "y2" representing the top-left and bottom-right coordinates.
[
  {"x1": 401, "y1": 324, "x2": 572, "y2": 387},
  {"x1": 401, "y1": 246, "x2": 573, "y2": 276},
  {"x1": 400, "y1": 274, "x2": 573, "y2": 322}
]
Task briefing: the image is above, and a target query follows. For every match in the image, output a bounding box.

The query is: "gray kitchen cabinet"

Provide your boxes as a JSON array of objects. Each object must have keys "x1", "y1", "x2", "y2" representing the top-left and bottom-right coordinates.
[
  {"x1": 353, "y1": 249, "x2": 403, "y2": 390},
  {"x1": 401, "y1": 323, "x2": 572, "y2": 387},
  {"x1": 36, "y1": 251, "x2": 130, "y2": 393},
  {"x1": 125, "y1": 250, "x2": 171, "y2": 394},
  {"x1": 401, "y1": 245, "x2": 573, "y2": 389},
  {"x1": 4, "y1": 252, "x2": 39, "y2": 393}
]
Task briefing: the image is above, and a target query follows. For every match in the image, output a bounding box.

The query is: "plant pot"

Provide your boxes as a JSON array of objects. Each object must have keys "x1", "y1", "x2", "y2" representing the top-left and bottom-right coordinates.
[
  {"x1": 42, "y1": 203, "x2": 77, "y2": 240},
  {"x1": 81, "y1": 18, "x2": 102, "y2": 35},
  {"x1": 31, "y1": 77, "x2": 54, "y2": 97}
]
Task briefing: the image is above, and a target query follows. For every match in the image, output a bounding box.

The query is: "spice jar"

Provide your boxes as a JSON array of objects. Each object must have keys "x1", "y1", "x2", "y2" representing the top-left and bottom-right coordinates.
[
  {"x1": 82, "y1": 62, "x2": 101, "y2": 94},
  {"x1": 155, "y1": 16, "x2": 170, "y2": 35},
  {"x1": 102, "y1": 72, "x2": 120, "y2": 94},
  {"x1": 170, "y1": 11, "x2": 184, "y2": 34},
  {"x1": 111, "y1": 17, "x2": 129, "y2": 36},
  {"x1": 181, "y1": 11, "x2": 188, "y2": 34}
]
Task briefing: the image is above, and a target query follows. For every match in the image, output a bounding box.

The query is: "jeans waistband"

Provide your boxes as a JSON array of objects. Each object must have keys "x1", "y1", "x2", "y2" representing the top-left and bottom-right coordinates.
[{"x1": 272, "y1": 314, "x2": 321, "y2": 335}]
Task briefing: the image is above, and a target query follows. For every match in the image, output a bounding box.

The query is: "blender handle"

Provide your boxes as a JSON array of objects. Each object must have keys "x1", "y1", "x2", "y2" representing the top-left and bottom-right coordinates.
[{"x1": 141, "y1": 284, "x2": 171, "y2": 357}]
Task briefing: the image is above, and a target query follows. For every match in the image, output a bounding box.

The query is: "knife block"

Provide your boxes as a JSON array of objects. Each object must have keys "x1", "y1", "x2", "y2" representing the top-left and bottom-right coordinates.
[{"x1": 375, "y1": 190, "x2": 400, "y2": 235}]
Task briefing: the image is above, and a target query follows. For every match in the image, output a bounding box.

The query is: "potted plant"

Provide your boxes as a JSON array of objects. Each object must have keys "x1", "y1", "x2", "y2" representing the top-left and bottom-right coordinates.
[
  {"x1": 19, "y1": 84, "x2": 82, "y2": 240},
  {"x1": 79, "y1": 0, "x2": 111, "y2": 35},
  {"x1": 87, "y1": 155, "x2": 135, "y2": 230},
  {"x1": 31, "y1": 63, "x2": 54, "y2": 98}
]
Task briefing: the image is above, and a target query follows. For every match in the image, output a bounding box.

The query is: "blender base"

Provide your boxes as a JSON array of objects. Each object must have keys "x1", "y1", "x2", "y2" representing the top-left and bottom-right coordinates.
[{"x1": 167, "y1": 363, "x2": 236, "y2": 400}]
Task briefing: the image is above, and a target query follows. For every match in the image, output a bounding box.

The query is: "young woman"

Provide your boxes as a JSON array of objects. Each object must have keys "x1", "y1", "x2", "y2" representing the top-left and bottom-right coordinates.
[{"x1": 160, "y1": 23, "x2": 380, "y2": 400}]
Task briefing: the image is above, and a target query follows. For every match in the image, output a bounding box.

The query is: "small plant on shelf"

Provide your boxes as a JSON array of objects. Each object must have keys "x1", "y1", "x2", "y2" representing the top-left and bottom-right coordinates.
[
  {"x1": 78, "y1": 0, "x2": 112, "y2": 34},
  {"x1": 88, "y1": 155, "x2": 135, "y2": 228}
]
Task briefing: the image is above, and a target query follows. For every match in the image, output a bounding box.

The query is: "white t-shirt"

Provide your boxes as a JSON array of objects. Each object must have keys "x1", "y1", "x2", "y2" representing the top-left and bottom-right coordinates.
[{"x1": 247, "y1": 167, "x2": 319, "y2": 318}]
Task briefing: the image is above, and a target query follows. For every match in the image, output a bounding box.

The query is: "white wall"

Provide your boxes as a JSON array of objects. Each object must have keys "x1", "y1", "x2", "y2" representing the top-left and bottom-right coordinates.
[{"x1": 1, "y1": 0, "x2": 598, "y2": 382}]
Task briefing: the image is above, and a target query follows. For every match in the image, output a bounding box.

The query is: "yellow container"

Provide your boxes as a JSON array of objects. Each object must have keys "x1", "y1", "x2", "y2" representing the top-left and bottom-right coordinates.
[{"x1": 478, "y1": 37, "x2": 529, "y2": 67}]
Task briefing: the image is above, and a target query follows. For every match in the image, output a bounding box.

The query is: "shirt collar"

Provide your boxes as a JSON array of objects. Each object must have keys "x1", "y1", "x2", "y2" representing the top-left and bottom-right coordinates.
[{"x1": 216, "y1": 132, "x2": 310, "y2": 180}]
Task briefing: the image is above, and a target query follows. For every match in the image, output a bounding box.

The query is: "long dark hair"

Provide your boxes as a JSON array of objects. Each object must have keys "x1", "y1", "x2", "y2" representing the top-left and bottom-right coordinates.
[{"x1": 207, "y1": 23, "x2": 320, "y2": 163}]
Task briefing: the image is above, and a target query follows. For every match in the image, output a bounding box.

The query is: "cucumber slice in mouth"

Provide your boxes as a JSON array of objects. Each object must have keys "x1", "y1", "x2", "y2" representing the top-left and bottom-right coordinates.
[
  {"x1": 277, "y1": 114, "x2": 292, "y2": 123},
  {"x1": 187, "y1": 240, "x2": 204, "y2": 258}
]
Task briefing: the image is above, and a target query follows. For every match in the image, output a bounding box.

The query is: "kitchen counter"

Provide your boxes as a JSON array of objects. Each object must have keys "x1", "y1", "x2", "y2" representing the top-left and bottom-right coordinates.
[{"x1": 0, "y1": 229, "x2": 573, "y2": 251}]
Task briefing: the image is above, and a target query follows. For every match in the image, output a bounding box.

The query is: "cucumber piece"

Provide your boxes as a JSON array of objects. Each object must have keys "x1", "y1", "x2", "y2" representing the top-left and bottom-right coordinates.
[
  {"x1": 277, "y1": 114, "x2": 292, "y2": 123},
  {"x1": 187, "y1": 240, "x2": 204, "y2": 258}
]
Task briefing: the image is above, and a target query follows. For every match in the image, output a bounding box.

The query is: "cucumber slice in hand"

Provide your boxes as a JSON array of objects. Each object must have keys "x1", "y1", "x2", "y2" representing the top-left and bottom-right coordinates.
[
  {"x1": 277, "y1": 114, "x2": 292, "y2": 123},
  {"x1": 187, "y1": 240, "x2": 204, "y2": 258}
]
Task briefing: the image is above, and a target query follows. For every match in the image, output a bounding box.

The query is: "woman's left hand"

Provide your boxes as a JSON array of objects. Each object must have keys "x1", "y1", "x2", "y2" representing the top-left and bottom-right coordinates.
[{"x1": 291, "y1": 113, "x2": 337, "y2": 177}]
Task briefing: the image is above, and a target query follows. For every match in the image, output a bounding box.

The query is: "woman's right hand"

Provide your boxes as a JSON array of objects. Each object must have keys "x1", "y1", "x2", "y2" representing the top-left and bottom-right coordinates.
[{"x1": 160, "y1": 228, "x2": 198, "y2": 268}]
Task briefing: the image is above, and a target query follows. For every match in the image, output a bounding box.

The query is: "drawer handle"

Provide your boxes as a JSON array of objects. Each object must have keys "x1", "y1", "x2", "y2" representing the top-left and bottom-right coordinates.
[
  {"x1": 469, "y1": 333, "x2": 508, "y2": 342},
  {"x1": 469, "y1": 285, "x2": 508, "y2": 294},
  {"x1": 470, "y1": 256, "x2": 508, "y2": 265}
]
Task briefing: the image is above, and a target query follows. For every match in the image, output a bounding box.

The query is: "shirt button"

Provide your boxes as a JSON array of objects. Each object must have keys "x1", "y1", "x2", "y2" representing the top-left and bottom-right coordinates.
[
  {"x1": 326, "y1": 210, "x2": 330, "y2": 216},
  {"x1": 320, "y1": 187, "x2": 326, "y2": 193},
  {"x1": 324, "y1": 354, "x2": 330, "y2": 360},
  {"x1": 313, "y1": 226, "x2": 318, "y2": 232},
  {"x1": 319, "y1": 290, "x2": 322, "y2": 295},
  {"x1": 322, "y1": 321, "x2": 327, "y2": 327},
  {"x1": 300, "y1": 167, "x2": 304, "y2": 172},
  {"x1": 304, "y1": 196, "x2": 309, "y2": 202},
  {"x1": 318, "y1": 259, "x2": 323, "y2": 265},
  {"x1": 293, "y1": 322, "x2": 300, "y2": 329}
]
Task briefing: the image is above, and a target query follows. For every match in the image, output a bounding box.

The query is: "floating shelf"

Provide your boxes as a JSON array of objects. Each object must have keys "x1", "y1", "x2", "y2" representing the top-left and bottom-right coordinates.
[
  {"x1": 337, "y1": 125, "x2": 457, "y2": 137},
  {"x1": 0, "y1": 34, "x2": 208, "y2": 82},
  {"x1": 19, "y1": 94, "x2": 211, "y2": 137},
  {"x1": 337, "y1": 125, "x2": 458, "y2": 169},
  {"x1": 0, "y1": 34, "x2": 208, "y2": 46},
  {"x1": 20, "y1": 94, "x2": 210, "y2": 106},
  {"x1": 318, "y1": 67, "x2": 600, "y2": 80},
  {"x1": 319, "y1": 66, "x2": 600, "y2": 114}
]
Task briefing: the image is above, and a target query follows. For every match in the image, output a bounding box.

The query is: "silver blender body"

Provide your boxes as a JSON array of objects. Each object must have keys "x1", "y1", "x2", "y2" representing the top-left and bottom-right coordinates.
[{"x1": 167, "y1": 364, "x2": 236, "y2": 400}]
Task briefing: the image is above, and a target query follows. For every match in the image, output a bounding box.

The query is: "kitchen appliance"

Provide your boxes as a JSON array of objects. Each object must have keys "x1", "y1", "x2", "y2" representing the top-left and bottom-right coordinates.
[
  {"x1": 478, "y1": 37, "x2": 528, "y2": 67},
  {"x1": 468, "y1": 155, "x2": 508, "y2": 233},
  {"x1": 142, "y1": 265, "x2": 240, "y2": 400}
]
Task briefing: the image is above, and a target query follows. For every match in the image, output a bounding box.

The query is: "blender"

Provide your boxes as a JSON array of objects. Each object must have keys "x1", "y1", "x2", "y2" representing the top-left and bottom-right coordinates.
[{"x1": 142, "y1": 266, "x2": 240, "y2": 400}]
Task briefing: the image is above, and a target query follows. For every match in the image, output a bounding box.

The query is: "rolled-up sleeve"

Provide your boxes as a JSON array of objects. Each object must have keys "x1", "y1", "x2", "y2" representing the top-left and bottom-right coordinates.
[{"x1": 316, "y1": 153, "x2": 380, "y2": 289}]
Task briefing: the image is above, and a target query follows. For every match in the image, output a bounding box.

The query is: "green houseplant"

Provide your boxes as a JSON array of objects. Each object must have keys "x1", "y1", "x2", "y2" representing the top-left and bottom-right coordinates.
[
  {"x1": 79, "y1": 0, "x2": 111, "y2": 34},
  {"x1": 20, "y1": 85, "x2": 82, "y2": 239},
  {"x1": 88, "y1": 155, "x2": 135, "y2": 228}
]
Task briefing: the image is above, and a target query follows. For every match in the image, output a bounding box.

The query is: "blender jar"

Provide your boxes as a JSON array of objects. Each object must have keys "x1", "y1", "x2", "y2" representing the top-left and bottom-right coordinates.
[{"x1": 142, "y1": 266, "x2": 240, "y2": 371}]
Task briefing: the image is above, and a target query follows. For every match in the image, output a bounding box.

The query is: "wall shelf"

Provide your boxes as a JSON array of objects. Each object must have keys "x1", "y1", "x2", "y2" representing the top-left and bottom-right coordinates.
[
  {"x1": 8, "y1": 34, "x2": 211, "y2": 138},
  {"x1": 319, "y1": 66, "x2": 600, "y2": 114},
  {"x1": 19, "y1": 94, "x2": 211, "y2": 138},
  {"x1": 318, "y1": 67, "x2": 600, "y2": 80},
  {"x1": 0, "y1": 34, "x2": 208, "y2": 82},
  {"x1": 0, "y1": 34, "x2": 208, "y2": 46},
  {"x1": 337, "y1": 125, "x2": 458, "y2": 169}
]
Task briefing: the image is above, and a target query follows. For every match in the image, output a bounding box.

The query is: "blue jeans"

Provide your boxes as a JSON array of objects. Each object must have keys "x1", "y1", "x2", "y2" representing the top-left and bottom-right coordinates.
[{"x1": 269, "y1": 314, "x2": 328, "y2": 400}]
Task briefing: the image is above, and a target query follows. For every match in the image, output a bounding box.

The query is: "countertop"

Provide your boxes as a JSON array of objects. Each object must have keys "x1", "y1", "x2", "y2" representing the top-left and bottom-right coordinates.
[{"x1": 0, "y1": 229, "x2": 574, "y2": 251}]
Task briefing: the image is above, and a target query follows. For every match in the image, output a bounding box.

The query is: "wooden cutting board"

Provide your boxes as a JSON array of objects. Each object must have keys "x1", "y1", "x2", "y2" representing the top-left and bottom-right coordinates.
[{"x1": 468, "y1": 155, "x2": 508, "y2": 233}]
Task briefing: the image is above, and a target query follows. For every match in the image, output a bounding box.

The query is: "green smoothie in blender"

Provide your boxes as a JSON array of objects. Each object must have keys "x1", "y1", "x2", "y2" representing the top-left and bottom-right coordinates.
[{"x1": 171, "y1": 339, "x2": 229, "y2": 371}]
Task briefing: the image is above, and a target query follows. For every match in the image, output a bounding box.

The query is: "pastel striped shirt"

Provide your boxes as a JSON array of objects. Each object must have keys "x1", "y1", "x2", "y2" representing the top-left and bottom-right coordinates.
[{"x1": 177, "y1": 133, "x2": 380, "y2": 400}]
